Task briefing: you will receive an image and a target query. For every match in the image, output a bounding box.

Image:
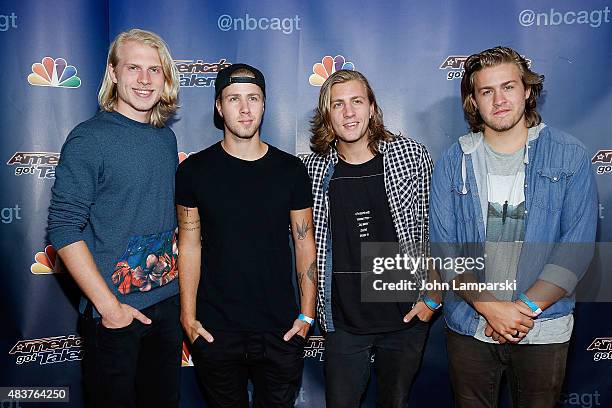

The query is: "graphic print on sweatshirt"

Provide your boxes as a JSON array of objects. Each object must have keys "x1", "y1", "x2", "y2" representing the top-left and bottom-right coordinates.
[{"x1": 112, "y1": 229, "x2": 178, "y2": 295}]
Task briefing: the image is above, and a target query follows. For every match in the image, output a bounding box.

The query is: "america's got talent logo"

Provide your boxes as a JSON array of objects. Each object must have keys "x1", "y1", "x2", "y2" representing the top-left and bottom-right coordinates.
[
  {"x1": 10, "y1": 335, "x2": 83, "y2": 365},
  {"x1": 592, "y1": 150, "x2": 612, "y2": 175},
  {"x1": 439, "y1": 55, "x2": 468, "y2": 81},
  {"x1": 439, "y1": 54, "x2": 531, "y2": 81},
  {"x1": 587, "y1": 337, "x2": 612, "y2": 361},
  {"x1": 174, "y1": 58, "x2": 232, "y2": 88},
  {"x1": 302, "y1": 335, "x2": 325, "y2": 361},
  {"x1": 7, "y1": 151, "x2": 59, "y2": 179}
]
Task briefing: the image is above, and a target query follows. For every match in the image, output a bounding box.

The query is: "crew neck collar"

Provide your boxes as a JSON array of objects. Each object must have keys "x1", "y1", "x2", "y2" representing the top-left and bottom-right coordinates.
[{"x1": 107, "y1": 110, "x2": 158, "y2": 129}]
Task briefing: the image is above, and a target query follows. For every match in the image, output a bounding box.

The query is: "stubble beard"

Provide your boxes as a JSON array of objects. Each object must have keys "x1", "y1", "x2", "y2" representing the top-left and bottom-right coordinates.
[
  {"x1": 225, "y1": 121, "x2": 259, "y2": 140},
  {"x1": 483, "y1": 109, "x2": 526, "y2": 134}
]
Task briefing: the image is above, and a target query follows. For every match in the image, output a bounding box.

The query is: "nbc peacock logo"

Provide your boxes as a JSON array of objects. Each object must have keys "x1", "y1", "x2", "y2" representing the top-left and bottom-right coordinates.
[
  {"x1": 308, "y1": 55, "x2": 355, "y2": 86},
  {"x1": 27, "y1": 57, "x2": 81, "y2": 88},
  {"x1": 178, "y1": 151, "x2": 196, "y2": 164},
  {"x1": 31, "y1": 245, "x2": 64, "y2": 274}
]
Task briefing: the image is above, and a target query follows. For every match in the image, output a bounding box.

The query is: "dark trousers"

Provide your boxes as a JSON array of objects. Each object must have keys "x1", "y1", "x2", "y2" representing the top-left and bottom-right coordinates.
[
  {"x1": 80, "y1": 295, "x2": 183, "y2": 408},
  {"x1": 190, "y1": 330, "x2": 305, "y2": 408},
  {"x1": 324, "y1": 322, "x2": 429, "y2": 408},
  {"x1": 446, "y1": 328, "x2": 569, "y2": 408}
]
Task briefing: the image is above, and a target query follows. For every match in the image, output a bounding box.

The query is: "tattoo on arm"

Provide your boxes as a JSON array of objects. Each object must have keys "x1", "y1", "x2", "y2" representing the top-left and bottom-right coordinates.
[
  {"x1": 298, "y1": 261, "x2": 317, "y2": 293},
  {"x1": 297, "y1": 272, "x2": 304, "y2": 296},
  {"x1": 306, "y1": 261, "x2": 317, "y2": 285},
  {"x1": 178, "y1": 218, "x2": 201, "y2": 232},
  {"x1": 296, "y1": 219, "x2": 311, "y2": 240},
  {"x1": 180, "y1": 220, "x2": 200, "y2": 224}
]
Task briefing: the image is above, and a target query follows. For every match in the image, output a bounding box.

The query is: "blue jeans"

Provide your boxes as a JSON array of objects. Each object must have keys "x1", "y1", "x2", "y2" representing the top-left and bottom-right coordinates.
[
  {"x1": 324, "y1": 322, "x2": 429, "y2": 408},
  {"x1": 446, "y1": 328, "x2": 569, "y2": 408},
  {"x1": 80, "y1": 295, "x2": 182, "y2": 408}
]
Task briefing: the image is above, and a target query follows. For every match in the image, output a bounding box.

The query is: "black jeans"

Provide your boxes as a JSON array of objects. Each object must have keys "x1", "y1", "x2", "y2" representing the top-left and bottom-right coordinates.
[
  {"x1": 324, "y1": 322, "x2": 429, "y2": 408},
  {"x1": 80, "y1": 295, "x2": 183, "y2": 408},
  {"x1": 190, "y1": 330, "x2": 305, "y2": 408},
  {"x1": 446, "y1": 328, "x2": 569, "y2": 408}
]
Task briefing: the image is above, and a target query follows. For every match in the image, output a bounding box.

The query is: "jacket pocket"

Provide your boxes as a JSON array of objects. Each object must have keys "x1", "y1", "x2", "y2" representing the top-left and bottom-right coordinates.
[{"x1": 532, "y1": 168, "x2": 570, "y2": 212}]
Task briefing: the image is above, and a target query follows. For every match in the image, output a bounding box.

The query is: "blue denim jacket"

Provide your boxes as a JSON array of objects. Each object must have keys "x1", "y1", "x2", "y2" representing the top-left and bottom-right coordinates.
[{"x1": 429, "y1": 124, "x2": 598, "y2": 336}]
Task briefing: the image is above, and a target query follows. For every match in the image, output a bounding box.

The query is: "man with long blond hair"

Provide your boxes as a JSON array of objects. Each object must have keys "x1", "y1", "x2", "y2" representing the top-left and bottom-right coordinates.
[
  {"x1": 430, "y1": 46, "x2": 597, "y2": 407},
  {"x1": 304, "y1": 69, "x2": 438, "y2": 407},
  {"x1": 47, "y1": 29, "x2": 182, "y2": 407}
]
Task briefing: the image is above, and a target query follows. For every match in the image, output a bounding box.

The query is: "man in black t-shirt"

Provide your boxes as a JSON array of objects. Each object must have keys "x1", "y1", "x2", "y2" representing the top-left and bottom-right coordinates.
[
  {"x1": 303, "y1": 69, "x2": 439, "y2": 407},
  {"x1": 175, "y1": 63, "x2": 317, "y2": 408}
]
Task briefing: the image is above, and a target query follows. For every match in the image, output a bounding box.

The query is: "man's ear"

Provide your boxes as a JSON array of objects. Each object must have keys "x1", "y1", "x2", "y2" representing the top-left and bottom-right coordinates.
[
  {"x1": 215, "y1": 99, "x2": 223, "y2": 118},
  {"x1": 109, "y1": 64, "x2": 118, "y2": 84}
]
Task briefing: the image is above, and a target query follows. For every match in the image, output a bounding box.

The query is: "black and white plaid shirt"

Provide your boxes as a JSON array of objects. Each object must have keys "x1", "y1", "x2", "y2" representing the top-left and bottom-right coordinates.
[{"x1": 302, "y1": 136, "x2": 434, "y2": 332}]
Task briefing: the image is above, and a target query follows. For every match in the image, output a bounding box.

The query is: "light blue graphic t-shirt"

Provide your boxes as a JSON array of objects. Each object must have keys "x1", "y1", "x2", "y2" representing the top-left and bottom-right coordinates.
[{"x1": 474, "y1": 141, "x2": 573, "y2": 344}]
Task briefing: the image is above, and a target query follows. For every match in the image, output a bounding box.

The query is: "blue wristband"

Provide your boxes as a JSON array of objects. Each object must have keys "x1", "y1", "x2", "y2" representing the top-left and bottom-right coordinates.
[
  {"x1": 519, "y1": 293, "x2": 542, "y2": 316},
  {"x1": 298, "y1": 313, "x2": 314, "y2": 325},
  {"x1": 423, "y1": 295, "x2": 442, "y2": 311}
]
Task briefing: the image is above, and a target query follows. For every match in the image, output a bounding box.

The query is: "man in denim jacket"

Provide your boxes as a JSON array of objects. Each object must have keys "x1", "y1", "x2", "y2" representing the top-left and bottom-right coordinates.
[{"x1": 430, "y1": 46, "x2": 597, "y2": 407}]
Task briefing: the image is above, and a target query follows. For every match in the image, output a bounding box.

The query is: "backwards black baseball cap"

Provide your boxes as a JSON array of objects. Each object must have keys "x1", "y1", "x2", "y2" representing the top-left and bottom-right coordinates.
[{"x1": 214, "y1": 63, "x2": 266, "y2": 130}]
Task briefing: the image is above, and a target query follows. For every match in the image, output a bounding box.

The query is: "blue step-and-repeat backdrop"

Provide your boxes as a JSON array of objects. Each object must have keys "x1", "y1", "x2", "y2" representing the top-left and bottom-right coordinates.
[{"x1": 1, "y1": 0, "x2": 611, "y2": 406}]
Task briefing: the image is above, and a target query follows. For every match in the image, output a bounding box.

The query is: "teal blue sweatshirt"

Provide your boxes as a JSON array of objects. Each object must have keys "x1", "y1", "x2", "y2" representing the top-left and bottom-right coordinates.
[{"x1": 47, "y1": 111, "x2": 179, "y2": 316}]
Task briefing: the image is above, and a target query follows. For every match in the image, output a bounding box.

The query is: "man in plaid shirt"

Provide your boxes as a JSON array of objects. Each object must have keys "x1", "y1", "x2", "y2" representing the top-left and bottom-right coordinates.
[{"x1": 303, "y1": 69, "x2": 439, "y2": 407}]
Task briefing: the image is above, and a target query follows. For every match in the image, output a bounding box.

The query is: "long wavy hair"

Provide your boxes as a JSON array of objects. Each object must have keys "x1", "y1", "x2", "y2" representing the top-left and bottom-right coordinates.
[
  {"x1": 461, "y1": 46, "x2": 544, "y2": 133},
  {"x1": 98, "y1": 29, "x2": 179, "y2": 128},
  {"x1": 310, "y1": 70, "x2": 396, "y2": 156}
]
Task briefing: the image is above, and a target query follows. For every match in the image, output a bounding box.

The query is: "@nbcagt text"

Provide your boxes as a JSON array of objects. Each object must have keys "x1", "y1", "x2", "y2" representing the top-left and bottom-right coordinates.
[
  {"x1": 217, "y1": 13, "x2": 301, "y2": 34},
  {"x1": 0, "y1": 13, "x2": 17, "y2": 32},
  {"x1": 519, "y1": 7, "x2": 610, "y2": 28}
]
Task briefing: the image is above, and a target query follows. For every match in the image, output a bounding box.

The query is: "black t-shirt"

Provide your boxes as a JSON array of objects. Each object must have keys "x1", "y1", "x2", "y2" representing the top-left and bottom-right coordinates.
[
  {"x1": 175, "y1": 142, "x2": 313, "y2": 331},
  {"x1": 329, "y1": 154, "x2": 410, "y2": 334}
]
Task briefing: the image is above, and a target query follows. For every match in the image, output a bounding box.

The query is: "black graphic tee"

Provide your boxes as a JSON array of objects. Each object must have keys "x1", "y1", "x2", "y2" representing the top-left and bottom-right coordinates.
[
  {"x1": 329, "y1": 154, "x2": 410, "y2": 334},
  {"x1": 175, "y1": 142, "x2": 313, "y2": 331}
]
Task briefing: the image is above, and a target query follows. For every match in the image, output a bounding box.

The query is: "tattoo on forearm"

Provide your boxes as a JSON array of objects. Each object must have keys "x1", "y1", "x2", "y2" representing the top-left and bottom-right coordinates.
[
  {"x1": 306, "y1": 261, "x2": 317, "y2": 284},
  {"x1": 298, "y1": 261, "x2": 317, "y2": 294},
  {"x1": 183, "y1": 207, "x2": 190, "y2": 216},
  {"x1": 180, "y1": 226, "x2": 200, "y2": 232},
  {"x1": 296, "y1": 219, "x2": 311, "y2": 240},
  {"x1": 179, "y1": 218, "x2": 200, "y2": 232},
  {"x1": 179, "y1": 219, "x2": 200, "y2": 225},
  {"x1": 297, "y1": 272, "x2": 304, "y2": 296}
]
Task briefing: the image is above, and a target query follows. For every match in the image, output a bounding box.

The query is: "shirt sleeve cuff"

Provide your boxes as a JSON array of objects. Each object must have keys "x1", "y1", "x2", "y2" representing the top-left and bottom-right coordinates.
[
  {"x1": 538, "y1": 263, "x2": 578, "y2": 294},
  {"x1": 49, "y1": 232, "x2": 83, "y2": 252}
]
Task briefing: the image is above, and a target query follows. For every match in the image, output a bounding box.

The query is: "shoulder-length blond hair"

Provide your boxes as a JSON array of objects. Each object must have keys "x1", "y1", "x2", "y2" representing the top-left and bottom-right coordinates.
[
  {"x1": 310, "y1": 70, "x2": 396, "y2": 156},
  {"x1": 98, "y1": 29, "x2": 179, "y2": 128},
  {"x1": 461, "y1": 46, "x2": 544, "y2": 133}
]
